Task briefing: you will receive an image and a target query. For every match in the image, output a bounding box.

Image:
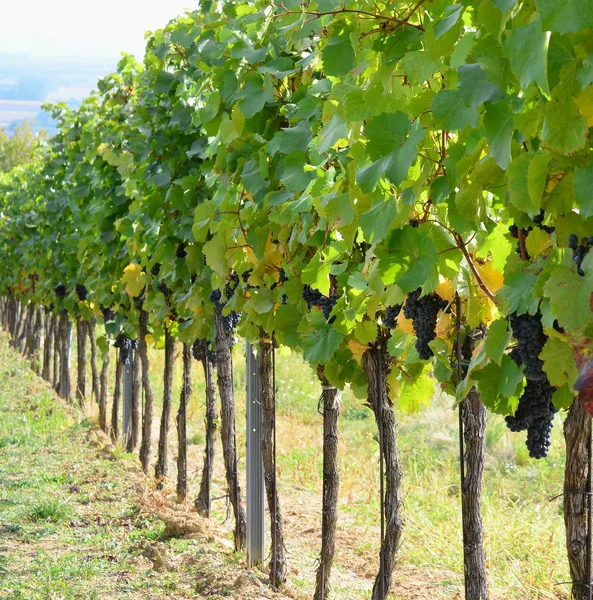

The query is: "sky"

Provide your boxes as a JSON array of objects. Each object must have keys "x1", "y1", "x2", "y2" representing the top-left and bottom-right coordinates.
[{"x1": 0, "y1": 0, "x2": 199, "y2": 59}]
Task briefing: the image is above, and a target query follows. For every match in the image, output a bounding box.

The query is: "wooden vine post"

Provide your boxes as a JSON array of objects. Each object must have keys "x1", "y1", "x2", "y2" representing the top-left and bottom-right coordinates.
[
  {"x1": 138, "y1": 308, "x2": 155, "y2": 475},
  {"x1": 195, "y1": 339, "x2": 219, "y2": 517},
  {"x1": 214, "y1": 310, "x2": 246, "y2": 551},
  {"x1": 155, "y1": 324, "x2": 175, "y2": 485},
  {"x1": 363, "y1": 339, "x2": 403, "y2": 600},
  {"x1": 564, "y1": 396, "x2": 593, "y2": 600},
  {"x1": 455, "y1": 296, "x2": 489, "y2": 600},
  {"x1": 259, "y1": 333, "x2": 286, "y2": 586},
  {"x1": 176, "y1": 342, "x2": 192, "y2": 503},
  {"x1": 314, "y1": 365, "x2": 341, "y2": 600}
]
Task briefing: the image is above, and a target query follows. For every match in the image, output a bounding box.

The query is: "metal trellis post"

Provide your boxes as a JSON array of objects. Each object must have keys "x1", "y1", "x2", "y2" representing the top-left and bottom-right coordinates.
[{"x1": 246, "y1": 341, "x2": 265, "y2": 566}]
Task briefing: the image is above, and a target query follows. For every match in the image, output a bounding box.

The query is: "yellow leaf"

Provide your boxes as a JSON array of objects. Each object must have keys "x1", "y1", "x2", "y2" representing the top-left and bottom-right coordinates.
[
  {"x1": 347, "y1": 340, "x2": 369, "y2": 365},
  {"x1": 387, "y1": 368, "x2": 400, "y2": 400},
  {"x1": 576, "y1": 86, "x2": 593, "y2": 127},
  {"x1": 475, "y1": 261, "x2": 504, "y2": 294},
  {"x1": 121, "y1": 263, "x2": 147, "y2": 298},
  {"x1": 397, "y1": 311, "x2": 415, "y2": 335},
  {"x1": 435, "y1": 277, "x2": 455, "y2": 302}
]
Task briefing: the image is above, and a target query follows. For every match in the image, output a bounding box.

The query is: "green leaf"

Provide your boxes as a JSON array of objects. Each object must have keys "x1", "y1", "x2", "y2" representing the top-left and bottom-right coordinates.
[
  {"x1": 400, "y1": 51, "x2": 440, "y2": 85},
  {"x1": 322, "y1": 32, "x2": 355, "y2": 77},
  {"x1": 277, "y1": 151, "x2": 315, "y2": 192},
  {"x1": 485, "y1": 319, "x2": 511, "y2": 364},
  {"x1": 434, "y1": 4, "x2": 463, "y2": 39},
  {"x1": 541, "y1": 336, "x2": 579, "y2": 388},
  {"x1": 574, "y1": 166, "x2": 593, "y2": 218},
  {"x1": 483, "y1": 100, "x2": 513, "y2": 170},
  {"x1": 458, "y1": 63, "x2": 503, "y2": 107},
  {"x1": 552, "y1": 383, "x2": 576, "y2": 410},
  {"x1": 473, "y1": 357, "x2": 523, "y2": 414},
  {"x1": 503, "y1": 19, "x2": 549, "y2": 93},
  {"x1": 536, "y1": 0, "x2": 593, "y2": 34},
  {"x1": 303, "y1": 322, "x2": 343, "y2": 364},
  {"x1": 507, "y1": 154, "x2": 537, "y2": 213},
  {"x1": 398, "y1": 369, "x2": 435, "y2": 413},
  {"x1": 364, "y1": 112, "x2": 410, "y2": 160},
  {"x1": 359, "y1": 199, "x2": 397, "y2": 245},
  {"x1": 542, "y1": 99, "x2": 588, "y2": 155},
  {"x1": 269, "y1": 121, "x2": 312, "y2": 155},
  {"x1": 301, "y1": 252, "x2": 331, "y2": 296},
  {"x1": 239, "y1": 75, "x2": 271, "y2": 118},
  {"x1": 202, "y1": 235, "x2": 227, "y2": 276},
  {"x1": 315, "y1": 114, "x2": 348, "y2": 154},
  {"x1": 527, "y1": 152, "x2": 550, "y2": 208},
  {"x1": 432, "y1": 90, "x2": 478, "y2": 131},
  {"x1": 544, "y1": 266, "x2": 593, "y2": 334},
  {"x1": 378, "y1": 227, "x2": 439, "y2": 293},
  {"x1": 354, "y1": 320, "x2": 378, "y2": 345}
]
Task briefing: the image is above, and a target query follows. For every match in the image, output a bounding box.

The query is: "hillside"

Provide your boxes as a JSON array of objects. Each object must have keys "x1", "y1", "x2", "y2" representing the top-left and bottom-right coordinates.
[{"x1": 0, "y1": 54, "x2": 115, "y2": 134}]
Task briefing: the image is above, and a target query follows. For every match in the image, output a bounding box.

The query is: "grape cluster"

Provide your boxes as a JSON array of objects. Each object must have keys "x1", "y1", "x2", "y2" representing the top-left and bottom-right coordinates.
[
  {"x1": 54, "y1": 284, "x2": 67, "y2": 298},
  {"x1": 509, "y1": 313, "x2": 547, "y2": 381},
  {"x1": 509, "y1": 212, "x2": 555, "y2": 258},
  {"x1": 505, "y1": 378, "x2": 557, "y2": 458},
  {"x1": 384, "y1": 304, "x2": 402, "y2": 329},
  {"x1": 302, "y1": 285, "x2": 338, "y2": 323},
  {"x1": 403, "y1": 289, "x2": 447, "y2": 359},
  {"x1": 101, "y1": 305, "x2": 115, "y2": 322},
  {"x1": 176, "y1": 242, "x2": 187, "y2": 259},
  {"x1": 568, "y1": 234, "x2": 592, "y2": 276},
  {"x1": 75, "y1": 284, "x2": 88, "y2": 301},
  {"x1": 192, "y1": 338, "x2": 217, "y2": 366},
  {"x1": 270, "y1": 267, "x2": 289, "y2": 291},
  {"x1": 157, "y1": 280, "x2": 171, "y2": 296},
  {"x1": 114, "y1": 333, "x2": 138, "y2": 365},
  {"x1": 506, "y1": 311, "x2": 558, "y2": 458},
  {"x1": 150, "y1": 262, "x2": 161, "y2": 276},
  {"x1": 209, "y1": 284, "x2": 241, "y2": 334}
]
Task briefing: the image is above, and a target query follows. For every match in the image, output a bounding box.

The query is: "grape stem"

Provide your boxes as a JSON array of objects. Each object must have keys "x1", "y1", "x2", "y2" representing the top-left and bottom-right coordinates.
[
  {"x1": 453, "y1": 233, "x2": 495, "y2": 302},
  {"x1": 517, "y1": 228, "x2": 528, "y2": 261}
]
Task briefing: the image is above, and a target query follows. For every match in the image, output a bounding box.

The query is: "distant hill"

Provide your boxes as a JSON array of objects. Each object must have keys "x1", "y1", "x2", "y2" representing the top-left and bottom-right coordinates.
[{"x1": 0, "y1": 54, "x2": 117, "y2": 136}]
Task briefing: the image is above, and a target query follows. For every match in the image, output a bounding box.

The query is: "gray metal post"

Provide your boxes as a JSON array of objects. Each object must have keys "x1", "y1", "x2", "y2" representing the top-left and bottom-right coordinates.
[
  {"x1": 122, "y1": 348, "x2": 133, "y2": 447},
  {"x1": 246, "y1": 341, "x2": 265, "y2": 566}
]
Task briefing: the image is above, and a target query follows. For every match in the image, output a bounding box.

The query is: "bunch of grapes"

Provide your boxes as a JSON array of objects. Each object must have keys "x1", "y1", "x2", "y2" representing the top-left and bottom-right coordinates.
[
  {"x1": 568, "y1": 234, "x2": 592, "y2": 276},
  {"x1": 75, "y1": 284, "x2": 88, "y2": 301},
  {"x1": 505, "y1": 378, "x2": 557, "y2": 458},
  {"x1": 301, "y1": 285, "x2": 338, "y2": 323},
  {"x1": 150, "y1": 262, "x2": 161, "y2": 276},
  {"x1": 384, "y1": 304, "x2": 402, "y2": 329},
  {"x1": 176, "y1": 242, "x2": 187, "y2": 259},
  {"x1": 509, "y1": 312, "x2": 547, "y2": 381},
  {"x1": 54, "y1": 284, "x2": 67, "y2": 298},
  {"x1": 270, "y1": 267, "x2": 289, "y2": 291},
  {"x1": 532, "y1": 209, "x2": 555, "y2": 234},
  {"x1": 209, "y1": 287, "x2": 241, "y2": 335},
  {"x1": 114, "y1": 333, "x2": 138, "y2": 365},
  {"x1": 157, "y1": 280, "x2": 171, "y2": 296},
  {"x1": 101, "y1": 305, "x2": 115, "y2": 322},
  {"x1": 505, "y1": 311, "x2": 558, "y2": 458},
  {"x1": 403, "y1": 289, "x2": 448, "y2": 359},
  {"x1": 225, "y1": 272, "x2": 240, "y2": 300}
]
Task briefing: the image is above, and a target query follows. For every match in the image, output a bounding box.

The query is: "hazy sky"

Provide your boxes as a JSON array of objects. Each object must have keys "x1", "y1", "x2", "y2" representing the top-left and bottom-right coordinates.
[{"x1": 0, "y1": 0, "x2": 198, "y2": 58}]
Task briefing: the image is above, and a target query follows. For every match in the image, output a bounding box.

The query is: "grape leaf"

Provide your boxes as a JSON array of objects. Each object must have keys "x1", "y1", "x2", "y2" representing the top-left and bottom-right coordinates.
[
  {"x1": 536, "y1": 0, "x2": 593, "y2": 34},
  {"x1": 503, "y1": 19, "x2": 549, "y2": 93},
  {"x1": 322, "y1": 32, "x2": 355, "y2": 77},
  {"x1": 303, "y1": 322, "x2": 343, "y2": 364},
  {"x1": 541, "y1": 336, "x2": 579, "y2": 388},
  {"x1": 398, "y1": 368, "x2": 435, "y2": 413},
  {"x1": 431, "y1": 90, "x2": 478, "y2": 131},
  {"x1": 483, "y1": 100, "x2": 513, "y2": 169},
  {"x1": 458, "y1": 63, "x2": 503, "y2": 107},
  {"x1": 573, "y1": 165, "x2": 593, "y2": 218},
  {"x1": 485, "y1": 318, "x2": 511, "y2": 364}
]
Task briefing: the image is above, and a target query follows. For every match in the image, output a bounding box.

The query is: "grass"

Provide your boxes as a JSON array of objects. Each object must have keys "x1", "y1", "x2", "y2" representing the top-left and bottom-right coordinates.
[
  {"x1": 26, "y1": 498, "x2": 73, "y2": 523},
  {"x1": 0, "y1": 328, "x2": 572, "y2": 599}
]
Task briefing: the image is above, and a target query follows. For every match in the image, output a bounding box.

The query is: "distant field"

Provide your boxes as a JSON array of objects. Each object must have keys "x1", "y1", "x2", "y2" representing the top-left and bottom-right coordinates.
[{"x1": 0, "y1": 99, "x2": 42, "y2": 129}]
